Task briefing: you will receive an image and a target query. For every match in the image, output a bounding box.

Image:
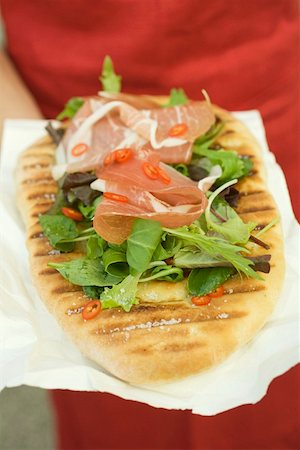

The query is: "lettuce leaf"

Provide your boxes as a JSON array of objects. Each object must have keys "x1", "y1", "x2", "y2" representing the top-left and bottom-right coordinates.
[
  {"x1": 126, "y1": 219, "x2": 162, "y2": 274},
  {"x1": 48, "y1": 258, "x2": 121, "y2": 286},
  {"x1": 163, "y1": 88, "x2": 188, "y2": 107},
  {"x1": 100, "y1": 55, "x2": 122, "y2": 93},
  {"x1": 188, "y1": 267, "x2": 235, "y2": 296},
  {"x1": 101, "y1": 274, "x2": 140, "y2": 312},
  {"x1": 205, "y1": 187, "x2": 256, "y2": 245},
  {"x1": 56, "y1": 97, "x2": 84, "y2": 120}
]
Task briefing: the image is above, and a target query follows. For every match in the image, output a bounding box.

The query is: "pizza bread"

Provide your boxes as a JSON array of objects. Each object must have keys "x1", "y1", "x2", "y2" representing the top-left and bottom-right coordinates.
[{"x1": 15, "y1": 102, "x2": 285, "y2": 384}]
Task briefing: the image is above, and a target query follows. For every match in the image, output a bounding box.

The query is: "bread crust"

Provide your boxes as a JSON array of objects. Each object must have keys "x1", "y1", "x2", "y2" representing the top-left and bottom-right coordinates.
[{"x1": 15, "y1": 103, "x2": 285, "y2": 384}]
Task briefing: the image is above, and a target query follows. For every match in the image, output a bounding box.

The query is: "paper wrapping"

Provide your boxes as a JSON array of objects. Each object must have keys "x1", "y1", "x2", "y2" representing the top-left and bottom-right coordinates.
[{"x1": 0, "y1": 112, "x2": 299, "y2": 415}]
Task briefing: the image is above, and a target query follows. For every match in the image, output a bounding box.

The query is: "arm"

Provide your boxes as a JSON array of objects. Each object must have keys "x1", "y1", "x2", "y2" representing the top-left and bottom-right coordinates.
[{"x1": 0, "y1": 49, "x2": 43, "y2": 137}]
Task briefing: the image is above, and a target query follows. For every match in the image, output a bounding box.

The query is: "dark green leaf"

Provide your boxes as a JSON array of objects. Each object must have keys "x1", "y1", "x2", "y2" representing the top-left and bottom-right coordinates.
[
  {"x1": 99, "y1": 55, "x2": 122, "y2": 93},
  {"x1": 126, "y1": 219, "x2": 163, "y2": 274},
  {"x1": 83, "y1": 285, "x2": 104, "y2": 299},
  {"x1": 188, "y1": 267, "x2": 235, "y2": 296},
  {"x1": 102, "y1": 248, "x2": 129, "y2": 278},
  {"x1": 39, "y1": 214, "x2": 79, "y2": 252},
  {"x1": 86, "y1": 235, "x2": 106, "y2": 259},
  {"x1": 56, "y1": 97, "x2": 84, "y2": 120},
  {"x1": 48, "y1": 258, "x2": 121, "y2": 286}
]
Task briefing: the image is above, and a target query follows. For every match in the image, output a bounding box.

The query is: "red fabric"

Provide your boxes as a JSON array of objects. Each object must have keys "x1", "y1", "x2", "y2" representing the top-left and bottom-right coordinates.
[{"x1": 1, "y1": 0, "x2": 299, "y2": 449}]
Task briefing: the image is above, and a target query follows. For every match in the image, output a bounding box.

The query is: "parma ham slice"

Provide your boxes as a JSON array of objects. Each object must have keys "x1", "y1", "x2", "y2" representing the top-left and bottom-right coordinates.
[
  {"x1": 92, "y1": 148, "x2": 207, "y2": 243},
  {"x1": 53, "y1": 95, "x2": 215, "y2": 179}
]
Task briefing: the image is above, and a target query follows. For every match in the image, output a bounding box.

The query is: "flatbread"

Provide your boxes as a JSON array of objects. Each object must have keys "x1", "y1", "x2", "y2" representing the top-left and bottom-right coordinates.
[{"x1": 15, "y1": 102, "x2": 285, "y2": 384}]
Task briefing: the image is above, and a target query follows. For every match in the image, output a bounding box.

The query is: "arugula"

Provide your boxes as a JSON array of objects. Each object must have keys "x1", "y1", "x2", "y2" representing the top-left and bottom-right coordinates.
[
  {"x1": 101, "y1": 273, "x2": 140, "y2": 312},
  {"x1": 100, "y1": 55, "x2": 122, "y2": 93},
  {"x1": 48, "y1": 258, "x2": 121, "y2": 286},
  {"x1": 56, "y1": 97, "x2": 84, "y2": 120},
  {"x1": 126, "y1": 219, "x2": 163, "y2": 274},
  {"x1": 163, "y1": 88, "x2": 188, "y2": 107},
  {"x1": 102, "y1": 248, "x2": 129, "y2": 278},
  {"x1": 163, "y1": 226, "x2": 262, "y2": 280},
  {"x1": 39, "y1": 214, "x2": 78, "y2": 252},
  {"x1": 188, "y1": 267, "x2": 235, "y2": 296}
]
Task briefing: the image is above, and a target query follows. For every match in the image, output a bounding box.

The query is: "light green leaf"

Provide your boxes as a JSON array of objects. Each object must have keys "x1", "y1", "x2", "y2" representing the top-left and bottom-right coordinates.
[{"x1": 100, "y1": 55, "x2": 122, "y2": 93}]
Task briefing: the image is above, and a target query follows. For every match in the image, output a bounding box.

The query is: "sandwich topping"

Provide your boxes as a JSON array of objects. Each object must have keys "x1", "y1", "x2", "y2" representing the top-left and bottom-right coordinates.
[{"x1": 41, "y1": 56, "x2": 275, "y2": 318}]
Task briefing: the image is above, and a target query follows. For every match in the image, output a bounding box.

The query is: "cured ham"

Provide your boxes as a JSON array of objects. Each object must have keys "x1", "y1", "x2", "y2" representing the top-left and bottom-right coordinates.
[
  {"x1": 52, "y1": 93, "x2": 215, "y2": 179},
  {"x1": 92, "y1": 148, "x2": 207, "y2": 243}
]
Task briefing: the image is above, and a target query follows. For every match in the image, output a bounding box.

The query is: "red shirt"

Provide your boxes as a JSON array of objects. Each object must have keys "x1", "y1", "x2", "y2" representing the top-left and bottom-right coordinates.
[{"x1": 1, "y1": 1, "x2": 299, "y2": 449}]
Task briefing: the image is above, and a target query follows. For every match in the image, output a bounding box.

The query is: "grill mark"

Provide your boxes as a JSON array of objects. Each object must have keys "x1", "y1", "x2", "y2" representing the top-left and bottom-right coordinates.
[
  {"x1": 39, "y1": 268, "x2": 57, "y2": 275},
  {"x1": 33, "y1": 250, "x2": 60, "y2": 256},
  {"x1": 22, "y1": 163, "x2": 51, "y2": 170},
  {"x1": 31, "y1": 205, "x2": 53, "y2": 217},
  {"x1": 237, "y1": 206, "x2": 275, "y2": 214},
  {"x1": 97, "y1": 310, "x2": 246, "y2": 336},
  {"x1": 239, "y1": 190, "x2": 264, "y2": 197},
  {"x1": 29, "y1": 232, "x2": 44, "y2": 239},
  {"x1": 22, "y1": 177, "x2": 54, "y2": 185},
  {"x1": 224, "y1": 285, "x2": 266, "y2": 295},
  {"x1": 27, "y1": 192, "x2": 56, "y2": 200},
  {"x1": 131, "y1": 341, "x2": 204, "y2": 355},
  {"x1": 254, "y1": 223, "x2": 268, "y2": 230},
  {"x1": 51, "y1": 285, "x2": 82, "y2": 294}
]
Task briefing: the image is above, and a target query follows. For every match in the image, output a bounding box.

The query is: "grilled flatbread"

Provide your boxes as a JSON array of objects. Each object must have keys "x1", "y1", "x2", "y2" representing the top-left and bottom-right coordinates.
[{"x1": 15, "y1": 102, "x2": 284, "y2": 384}]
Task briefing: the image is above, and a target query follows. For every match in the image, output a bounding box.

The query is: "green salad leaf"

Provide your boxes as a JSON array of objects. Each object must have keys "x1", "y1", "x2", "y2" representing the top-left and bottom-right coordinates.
[
  {"x1": 100, "y1": 55, "x2": 122, "y2": 93},
  {"x1": 102, "y1": 248, "x2": 129, "y2": 278},
  {"x1": 140, "y1": 264, "x2": 184, "y2": 282},
  {"x1": 78, "y1": 196, "x2": 102, "y2": 220},
  {"x1": 188, "y1": 267, "x2": 235, "y2": 296},
  {"x1": 126, "y1": 219, "x2": 163, "y2": 274},
  {"x1": 101, "y1": 273, "x2": 140, "y2": 312},
  {"x1": 163, "y1": 226, "x2": 262, "y2": 280},
  {"x1": 174, "y1": 246, "x2": 230, "y2": 268},
  {"x1": 163, "y1": 88, "x2": 188, "y2": 107},
  {"x1": 39, "y1": 214, "x2": 79, "y2": 252},
  {"x1": 152, "y1": 234, "x2": 182, "y2": 261},
  {"x1": 193, "y1": 146, "x2": 252, "y2": 185},
  {"x1": 83, "y1": 285, "x2": 104, "y2": 299},
  {"x1": 48, "y1": 258, "x2": 121, "y2": 286},
  {"x1": 56, "y1": 97, "x2": 84, "y2": 120},
  {"x1": 205, "y1": 183, "x2": 256, "y2": 244},
  {"x1": 86, "y1": 235, "x2": 107, "y2": 259}
]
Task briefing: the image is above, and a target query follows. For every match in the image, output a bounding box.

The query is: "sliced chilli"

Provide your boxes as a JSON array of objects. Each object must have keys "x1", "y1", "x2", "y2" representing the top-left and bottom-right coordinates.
[
  {"x1": 168, "y1": 123, "x2": 188, "y2": 137},
  {"x1": 142, "y1": 162, "x2": 159, "y2": 180},
  {"x1": 209, "y1": 285, "x2": 225, "y2": 298},
  {"x1": 157, "y1": 166, "x2": 171, "y2": 184},
  {"x1": 191, "y1": 295, "x2": 211, "y2": 306},
  {"x1": 61, "y1": 207, "x2": 83, "y2": 221},
  {"x1": 115, "y1": 148, "x2": 134, "y2": 163},
  {"x1": 103, "y1": 152, "x2": 116, "y2": 166},
  {"x1": 71, "y1": 143, "x2": 89, "y2": 157},
  {"x1": 103, "y1": 192, "x2": 129, "y2": 203},
  {"x1": 82, "y1": 300, "x2": 101, "y2": 320}
]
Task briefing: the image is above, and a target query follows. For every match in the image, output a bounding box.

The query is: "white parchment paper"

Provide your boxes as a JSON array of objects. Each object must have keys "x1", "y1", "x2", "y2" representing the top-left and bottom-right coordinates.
[{"x1": 0, "y1": 112, "x2": 299, "y2": 416}]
